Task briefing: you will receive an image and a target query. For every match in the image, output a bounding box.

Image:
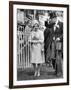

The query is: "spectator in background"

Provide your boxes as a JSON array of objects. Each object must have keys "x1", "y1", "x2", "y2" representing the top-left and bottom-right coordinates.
[{"x1": 24, "y1": 19, "x2": 33, "y2": 42}]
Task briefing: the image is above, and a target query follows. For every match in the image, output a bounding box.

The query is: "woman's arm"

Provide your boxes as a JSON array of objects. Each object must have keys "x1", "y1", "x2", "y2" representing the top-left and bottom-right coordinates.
[
  {"x1": 28, "y1": 32, "x2": 39, "y2": 43},
  {"x1": 39, "y1": 31, "x2": 44, "y2": 43}
]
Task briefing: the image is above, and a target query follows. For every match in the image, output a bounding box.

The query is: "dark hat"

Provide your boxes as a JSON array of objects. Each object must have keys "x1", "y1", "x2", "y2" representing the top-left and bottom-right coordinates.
[{"x1": 49, "y1": 12, "x2": 57, "y2": 19}]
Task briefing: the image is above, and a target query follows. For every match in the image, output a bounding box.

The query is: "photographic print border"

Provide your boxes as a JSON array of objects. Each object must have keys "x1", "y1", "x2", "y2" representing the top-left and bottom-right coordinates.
[{"x1": 9, "y1": 1, "x2": 69, "y2": 89}]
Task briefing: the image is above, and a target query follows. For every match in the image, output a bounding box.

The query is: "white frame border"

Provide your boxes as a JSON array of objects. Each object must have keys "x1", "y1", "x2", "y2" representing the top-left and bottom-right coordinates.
[{"x1": 13, "y1": 4, "x2": 67, "y2": 86}]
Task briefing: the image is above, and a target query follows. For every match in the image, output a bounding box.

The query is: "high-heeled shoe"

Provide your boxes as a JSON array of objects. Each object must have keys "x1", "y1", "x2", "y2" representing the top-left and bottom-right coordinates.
[
  {"x1": 37, "y1": 72, "x2": 40, "y2": 77},
  {"x1": 34, "y1": 71, "x2": 37, "y2": 77}
]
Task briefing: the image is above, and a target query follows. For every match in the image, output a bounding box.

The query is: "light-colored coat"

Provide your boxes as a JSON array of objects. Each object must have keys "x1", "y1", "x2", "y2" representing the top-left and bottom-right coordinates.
[{"x1": 29, "y1": 29, "x2": 45, "y2": 64}]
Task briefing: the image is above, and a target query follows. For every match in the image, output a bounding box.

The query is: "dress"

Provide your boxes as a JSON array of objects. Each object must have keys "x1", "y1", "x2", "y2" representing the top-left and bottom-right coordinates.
[{"x1": 29, "y1": 29, "x2": 45, "y2": 64}]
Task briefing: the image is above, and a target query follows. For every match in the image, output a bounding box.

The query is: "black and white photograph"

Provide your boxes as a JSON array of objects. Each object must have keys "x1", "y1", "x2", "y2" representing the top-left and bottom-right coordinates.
[
  {"x1": 9, "y1": 1, "x2": 69, "y2": 88},
  {"x1": 17, "y1": 9, "x2": 63, "y2": 80}
]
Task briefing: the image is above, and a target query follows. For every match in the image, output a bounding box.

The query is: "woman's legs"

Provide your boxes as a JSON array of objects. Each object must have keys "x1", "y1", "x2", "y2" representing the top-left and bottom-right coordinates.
[
  {"x1": 32, "y1": 63, "x2": 37, "y2": 76},
  {"x1": 37, "y1": 64, "x2": 41, "y2": 77},
  {"x1": 32, "y1": 63, "x2": 41, "y2": 77}
]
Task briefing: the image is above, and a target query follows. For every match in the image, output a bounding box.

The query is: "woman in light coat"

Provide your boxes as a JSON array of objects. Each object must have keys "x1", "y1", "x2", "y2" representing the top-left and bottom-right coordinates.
[{"x1": 29, "y1": 20, "x2": 45, "y2": 77}]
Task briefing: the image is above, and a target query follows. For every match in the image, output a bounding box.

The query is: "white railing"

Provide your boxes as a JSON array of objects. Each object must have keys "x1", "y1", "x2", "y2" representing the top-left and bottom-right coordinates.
[{"x1": 17, "y1": 31, "x2": 32, "y2": 69}]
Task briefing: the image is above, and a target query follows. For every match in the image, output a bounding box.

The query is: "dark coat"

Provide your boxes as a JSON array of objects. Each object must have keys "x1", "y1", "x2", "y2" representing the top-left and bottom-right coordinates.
[
  {"x1": 44, "y1": 21, "x2": 55, "y2": 52},
  {"x1": 44, "y1": 20, "x2": 63, "y2": 49},
  {"x1": 44, "y1": 20, "x2": 63, "y2": 62},
  {"x1": 53, "y1": 21, "x2": 63, "y2": 42},
  {"x1": 44, "y1": 21, "x2": 54, "y2": 62}
]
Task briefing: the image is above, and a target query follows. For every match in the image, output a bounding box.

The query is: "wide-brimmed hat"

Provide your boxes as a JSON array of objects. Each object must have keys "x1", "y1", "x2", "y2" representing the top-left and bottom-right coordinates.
[{"x1": 32, "y1": 19, "x2": 39, "y2": 26}]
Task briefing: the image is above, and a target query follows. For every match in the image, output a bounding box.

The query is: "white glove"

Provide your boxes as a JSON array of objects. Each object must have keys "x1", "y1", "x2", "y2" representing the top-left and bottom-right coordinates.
[
  {"x1": 56, "y1": 25, "x2": 59, "y2": 28},
  {"x1": 53, "y1": 37, "x2": 55, "y2": 40},
  {"x1": 56, "y1": 37, "x2": 60, "y2": 41}
]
